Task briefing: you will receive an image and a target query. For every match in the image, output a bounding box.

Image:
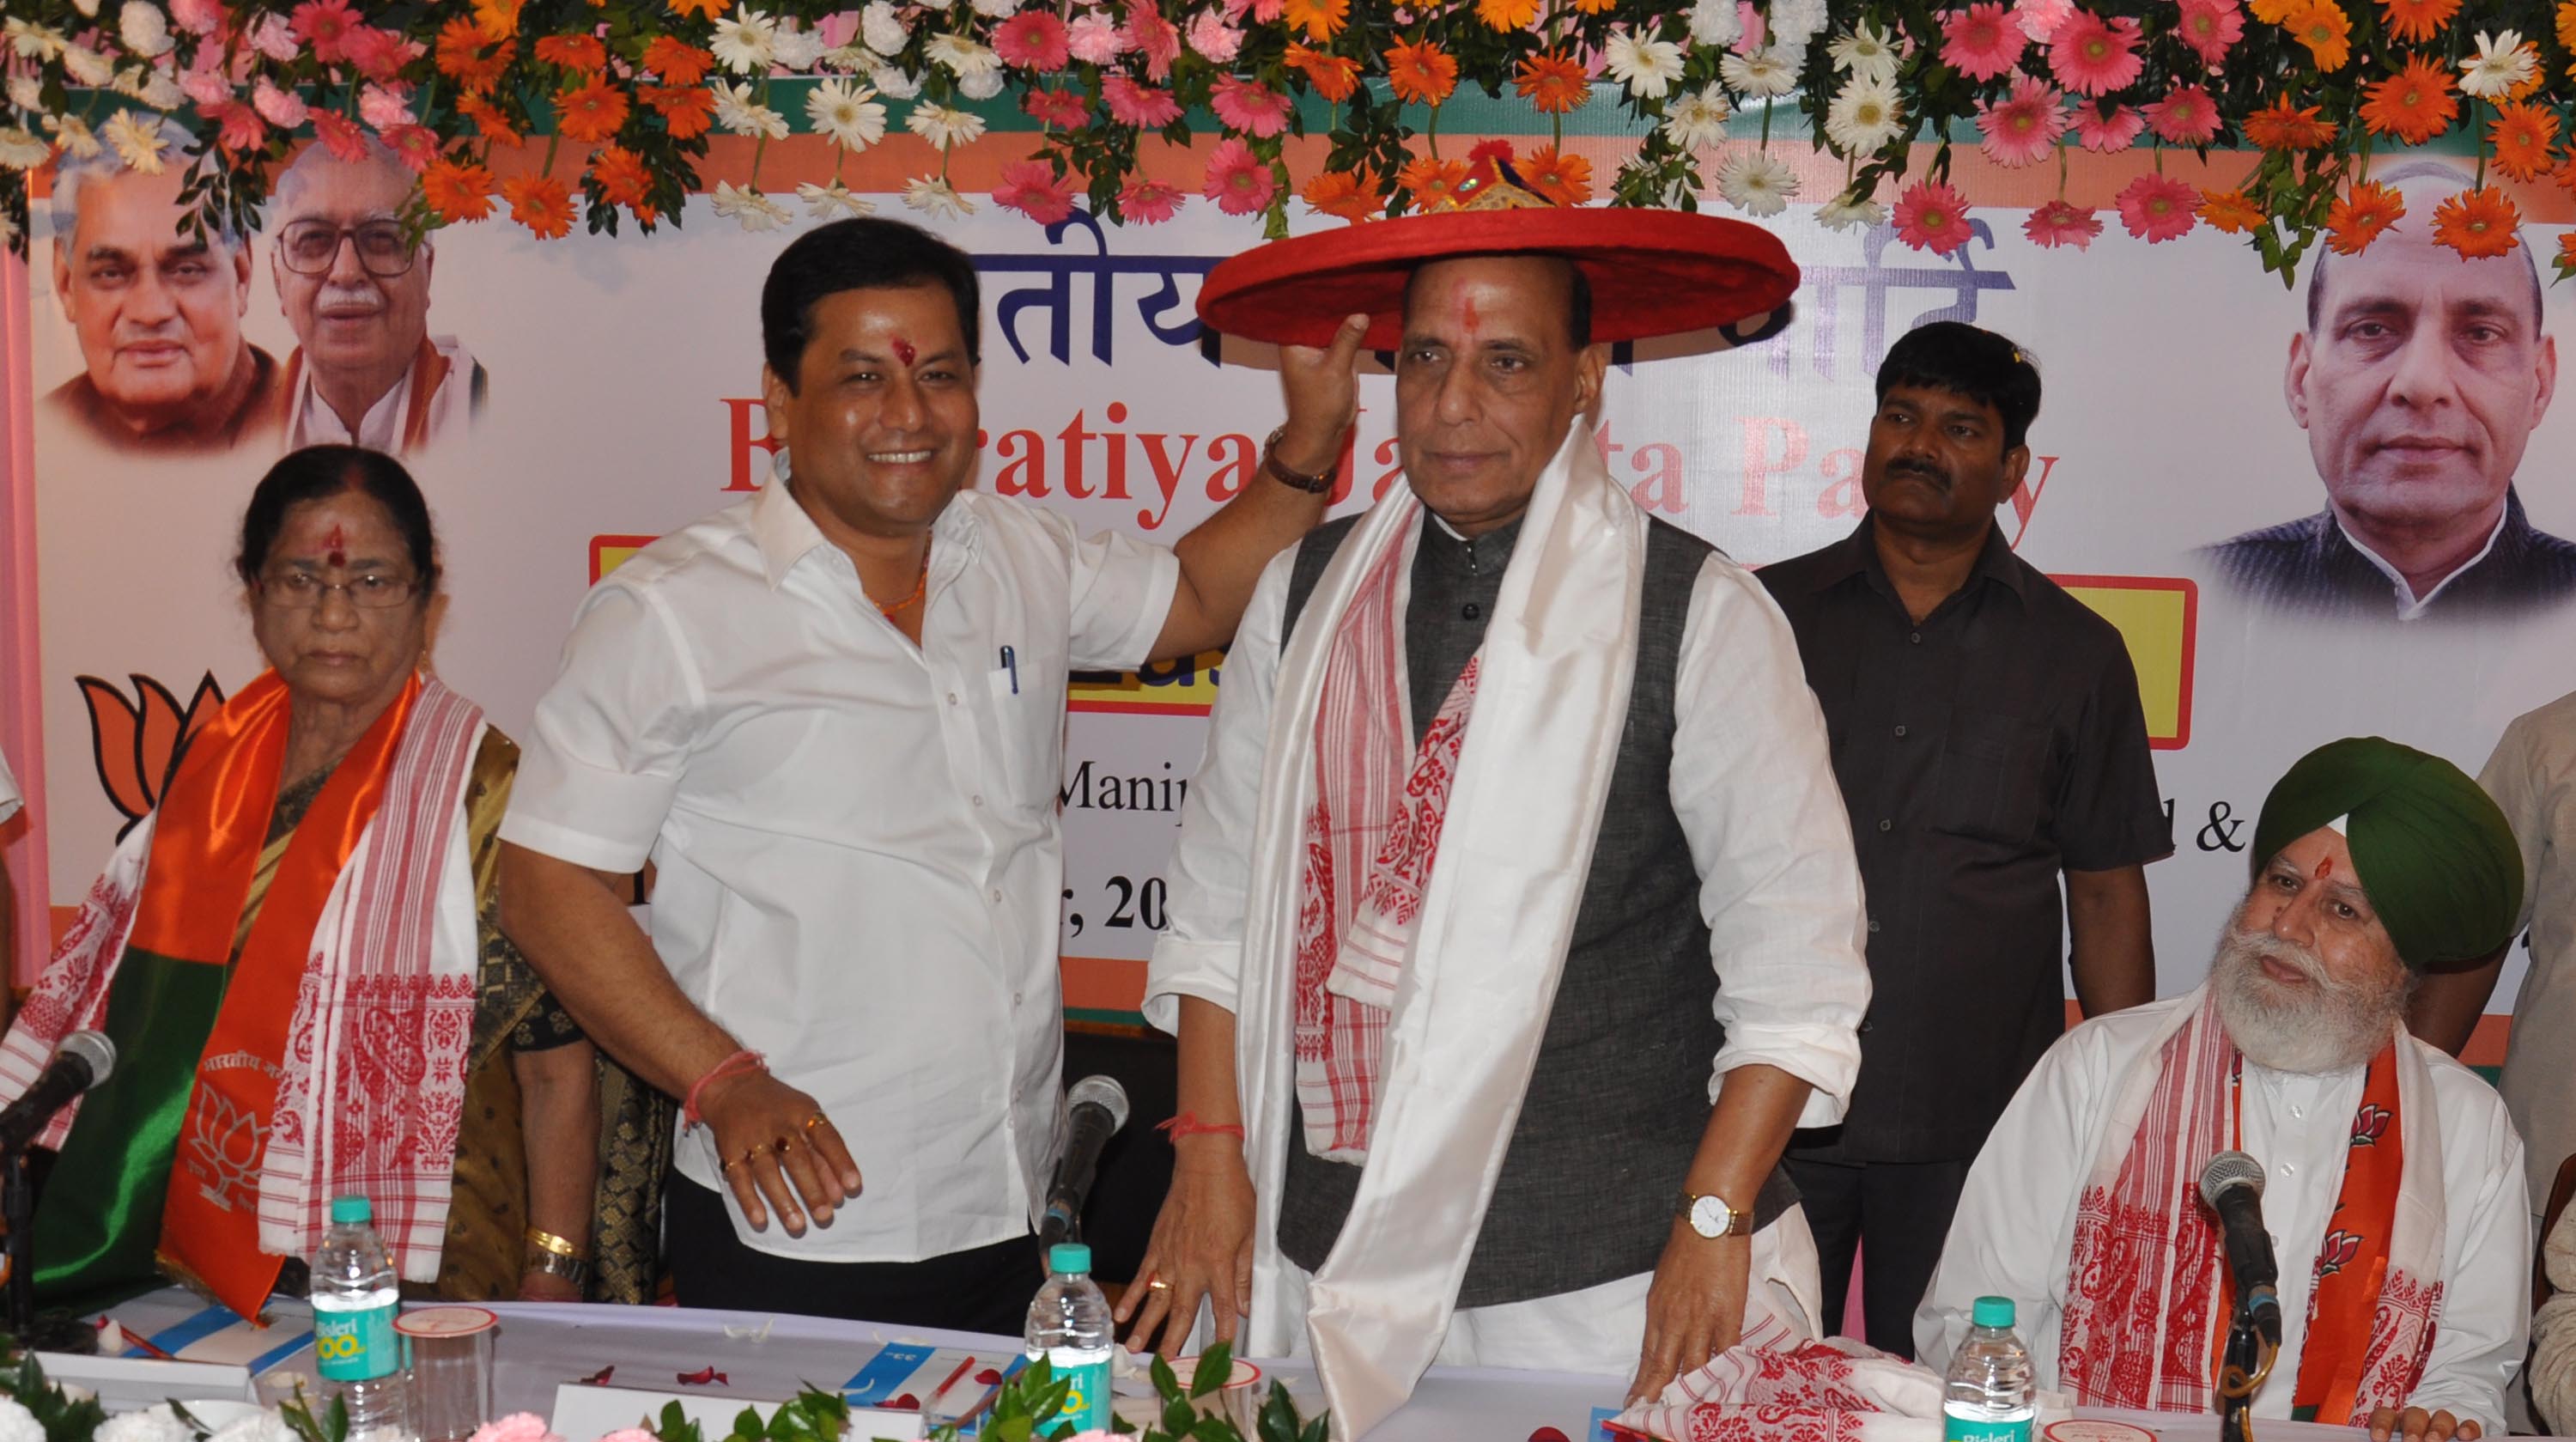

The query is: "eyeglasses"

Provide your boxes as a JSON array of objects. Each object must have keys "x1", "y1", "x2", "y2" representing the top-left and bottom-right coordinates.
[
  {"x1": 276, "y1": 219, "x2": 417, "y2": 277},
  {"x1": 258, "y1": 570, "x2": 420, "y2": 609}
]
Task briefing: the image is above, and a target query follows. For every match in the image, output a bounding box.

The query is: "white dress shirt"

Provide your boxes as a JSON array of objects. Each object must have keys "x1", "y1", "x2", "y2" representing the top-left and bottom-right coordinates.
[
  {"x1": 1918, "y1": 994, "x2": 2530, "y2": 1433},
  {"x1": 501, "y1": 476, "x2": 1178, "y2": 1263}
]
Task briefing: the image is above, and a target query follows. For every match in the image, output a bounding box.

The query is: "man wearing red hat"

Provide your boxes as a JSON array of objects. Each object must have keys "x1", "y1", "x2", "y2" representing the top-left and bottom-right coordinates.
[{"x1": 1118, "y1": 178, "x2": 1872, "y2": 1435}]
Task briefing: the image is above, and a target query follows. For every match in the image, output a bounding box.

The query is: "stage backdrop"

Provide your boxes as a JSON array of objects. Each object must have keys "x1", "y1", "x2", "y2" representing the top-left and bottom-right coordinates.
[{"x1": 13, "y1": 142, "x2": 2576, "y2": 1050}]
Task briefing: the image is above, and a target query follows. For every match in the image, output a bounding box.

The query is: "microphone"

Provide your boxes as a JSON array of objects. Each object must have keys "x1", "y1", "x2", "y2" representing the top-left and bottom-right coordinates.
[
  {"x1": 0, "y1": 1032, "x2": 116, "y2": 1156},
  {"x1": 1039, "y1": 1075, "x2": 1130, "y2": 1250},
  {"x1": 2198, "y1": 1150, "x2": 2282, "y2": 1348}
]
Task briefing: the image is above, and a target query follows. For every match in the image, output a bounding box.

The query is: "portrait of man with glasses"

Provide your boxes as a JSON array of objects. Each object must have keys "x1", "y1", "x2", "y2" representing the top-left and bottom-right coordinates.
[{"x1": 264, "y1": 137, "x2": 486, "y2": 458}]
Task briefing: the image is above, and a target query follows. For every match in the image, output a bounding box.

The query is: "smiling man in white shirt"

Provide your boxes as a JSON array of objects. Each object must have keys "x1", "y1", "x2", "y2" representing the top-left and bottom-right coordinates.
[{"x1": 497, "y1": 218, "x2": 1351, "y2": 1330}]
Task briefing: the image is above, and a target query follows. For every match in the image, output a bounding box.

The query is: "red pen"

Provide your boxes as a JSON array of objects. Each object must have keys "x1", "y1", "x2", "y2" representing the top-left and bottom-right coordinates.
[{"x1": 928, "y1": 1355, "x2": 975, "y2": 1403}]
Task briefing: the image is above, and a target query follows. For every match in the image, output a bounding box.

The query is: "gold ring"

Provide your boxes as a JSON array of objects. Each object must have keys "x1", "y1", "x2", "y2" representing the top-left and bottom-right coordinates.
[
  {"x1": 1146, "y1": 1278, "x2": 1171, "y2": 1291},
  {"x1": 740, "y1": 1141, "x2": 773, "y2": 1165},
  {"x1": 720, "y1": 1158, "x2": 744, "y2": 1175},
  {"x1": 803, "y1": 1111, "x2": 830, "y2": 1133}
]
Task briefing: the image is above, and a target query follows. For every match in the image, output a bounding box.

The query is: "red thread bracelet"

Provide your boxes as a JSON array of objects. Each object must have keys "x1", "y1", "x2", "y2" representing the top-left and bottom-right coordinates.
[
  {"x1": 1158, "y1": 1112, "x2": 1246, "y2": 1142},
  {"x1": 683, "y1": 1049, "x2": 767, "y2": 1129}
]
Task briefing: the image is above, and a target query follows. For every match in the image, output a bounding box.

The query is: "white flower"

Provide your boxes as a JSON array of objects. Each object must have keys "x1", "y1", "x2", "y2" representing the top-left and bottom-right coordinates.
[
  {"x1": 63, "y1": 46, "x2": 116, "y2": 86},
  {"x1": 1719, "y1": 44, "x2": 1798, "y2": 98},
  {"x1": 927, "y1": 32, "x2": 1000, "y2": 79},
  {"x1": 100, "y1": 107, "x2": 166, "y2": 171},
  {"x1": 6, "y1": 75, "x2": 39, "y2": 109},
  {"x1": 98, "y1": 1406, "x2": 193, "y2": 1442},
  {"x1": 905, "y1": 100, "x2": 984, "y2": 149},
  {"x1": 711, "y1": 80, "x2": 790, "y2": 138},
  {"x1": 861, "y1": 2, "x2": 909, "y2": 57},
  {"x1": 1827, "y1": 19, "x2": 1900, "y2": 83},
  {"x1": 203, "y1": 1412, "x2": 295, "y2": 1442},
  {"x1": 902, "y1": 174, "x2": 974, "y2": 218},
  {"x1": 0, "y1": 126, "x2": 48, "y2": 168},
  {"x1": 2458, "y1": 29, "x2": 2537, "y2": 100},
  {"x1": 0, "y1": 210, "x2": 16, "y2": 248},
  {"x1": 799, "y1": 179, "x2": 876, "y2": 216},
  {"x1": 957, "y1": 66, "x2": 1003, "y2": 100},
  {"x1": 1712, "y1": 150, "x2": 1797, "y2": 216},
  {"x1": 821, "y1": 41, "x2": 875, "y2": 71},
  {"x1": 712, "y1": 180, "x2": 792, "y2": 231},
  {"x1": 118, "y1": 1, "x2": 173, "y2": 56},
  {"x1": 770, "y1": 18, "x2": 823, "y2": 70},
  {"x1": 1603, "y1": 31, "x2": 1685, "y2": 100},
  {"x1": 1815, "y1": 192, "x2": 1886, "y2": 230},
  {"x1": 871, "y1": 64, "x2": 923, "y2": 99},
  {"x1": 1765, "y1": 0, "x2": 1827, "y2": 50},
  {"x1": 5, "y1": 20, "x2": 69, "y2": 61},
  {"x1": 805, "y1": 76, "x2": 886, "y2": 149},
  {"x1": 1823, "y1": 74, "x2": 1903, "y2": 152},
  {"x1": 969, "y1": 0, "x2": 1018, "y2": 15},
  {"x1": 710, "y1": 8, "x2": 780, "y2": 74},
  {"x1": 44, "y1": 113, "x2": 100, "y2": 159},
  {"x1": 0, "y1": 1399, "x2": 38, "y2": 1442},
  {"x1": 135, "y1": 67, "x2": 187, "y2": 107},
  {"x1": 1661, "y1": 84, "x2": 1732, "y2": 149},
  {"x1": 1686, "y1": 0, "x2": 1740, "y2": 47}
]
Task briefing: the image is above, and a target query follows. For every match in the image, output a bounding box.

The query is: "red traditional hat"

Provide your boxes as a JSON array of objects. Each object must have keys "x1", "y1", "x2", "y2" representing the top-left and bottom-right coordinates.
[{"x1": 1196, "y1": 173, "x2": 1800, "y2": 351}]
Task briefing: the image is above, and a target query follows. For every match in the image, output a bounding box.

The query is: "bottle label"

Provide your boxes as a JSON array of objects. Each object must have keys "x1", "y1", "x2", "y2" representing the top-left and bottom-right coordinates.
[
  {"x1": 1056, "y1": 1357, "x2": 1110, "y2": 1432},
  {"x1": 314, "y1": 1299, "x2": 403, "y2": 1382},
  {"x1": 1942, "y1": 1415, "x2": 2031, "y2": 1442}
]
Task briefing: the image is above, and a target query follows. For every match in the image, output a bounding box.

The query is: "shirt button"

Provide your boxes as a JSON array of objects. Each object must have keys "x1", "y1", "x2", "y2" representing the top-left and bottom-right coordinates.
[
  {"x1": 1878, "y1": 818, "x2": 1893, "y2": 832},
  {"x1": 1893, "y1": 724, "x2": 1908, "y2": 738},
  {"x1": 2281, "y1": 1163, "x2": 2297, "y2": 1176},
  {"x1": 1462, "y1": 602, "x2": 1481, "y2": 620},
  {"x1": 1867, "y1": 919, "x2": 1881, "y2": 934},
  {"x1": 1012, "y1": 990, "x2": 1025, "y2": 1006},
  {"x1": 948, "y1": 691, "x2": 960, "y2": 706},
  {"x1": 973, "y1": 794, "x2": 985, "y2": 808},
  {"x1": 991, "y1": 887, "x2": 1004, "y2": 904},
  {"x1": 2290, "y1": 1105, "x2": 2304, "y2": 1119},
  {"x1": 1910, "y1": 632, "x2": 1922, "y2": 644}
]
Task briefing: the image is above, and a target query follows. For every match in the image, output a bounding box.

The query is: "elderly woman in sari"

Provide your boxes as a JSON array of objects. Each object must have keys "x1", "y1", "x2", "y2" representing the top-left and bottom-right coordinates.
[{"x1": 0, "y1": 445, "x2": 636, "y2": 1317}]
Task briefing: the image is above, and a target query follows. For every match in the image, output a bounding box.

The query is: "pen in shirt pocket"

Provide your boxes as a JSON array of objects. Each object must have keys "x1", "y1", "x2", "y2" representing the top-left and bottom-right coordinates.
[{"x1": 999, "y1": 645, "x2": 1018, "y2": 694}]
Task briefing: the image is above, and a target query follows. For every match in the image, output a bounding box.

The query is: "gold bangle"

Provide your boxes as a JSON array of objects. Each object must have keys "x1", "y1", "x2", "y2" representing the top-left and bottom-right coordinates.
[{"x1": 524, "y1": 1226, "x2": 590, "y2": 1263}]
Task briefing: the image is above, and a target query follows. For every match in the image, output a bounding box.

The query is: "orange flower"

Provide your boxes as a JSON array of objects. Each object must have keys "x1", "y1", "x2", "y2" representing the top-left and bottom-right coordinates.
[
  {"x1": 1285, "y1": 43, "x2": 1361, "y2": 101},
  {"x1": 2490, "y1": 100, "x2": 2559, "y2": 182},
  {"x1": 1514, "y1": 52, "x2": 1589, "y2": 114},
  {"x1": 587, "y1": 143, "x2": 653, "y2": 208},
  {"x1": 2248, "y1": 0, "x2": 2299, "y2": 20},
  {"x1": 2324, "y1": 179, "x2": 2404, "y2": 254},
  {"x1": 1569, "y1": 0, "x2": 1617, "y2": 14},
  {"x1": 422, "y1": 158, "x2": 499, "y2": 222},
  {"x1": 2432, "y1": 186, "x2": 2520, "y2": 259},
  {"x1": 455, "y1": 93, "x2": 524, "y2": 145},
  {"x1": 2242, "y1": 97, "x2": 2336, "y2": 149},
  {"x1": 435, "y1": 18, "x2": 514, "y2": 94},
  {"x1": 2377, "y1": 0, "x2": 2458, "y2": 43},
  {"x1": 1395, "y1": 155, "x2": 1471, "y2": 210},
  {"x1": 642, "y1": 35, "x2": 714, "y2": 86},
  {"x1": 2560, "y1": 228, "x2": 2576, "y2": 278},
  {"x1": 533, "y1": 33, "x2": 607, "y2": 72},
  {"x1": 2358, "y1": 55, "x2": 2456, "y2": 143},
  {"x1": 1475, "y1": 0, "x2": 1539, "y2": 30},
  {"x1": 2283, "y1": 0, "x2": 2351, "y2": 71},
  {"x1": 2554, "y1": 149, "x2": 2576, "y2": 199},
  {"x1": 2561, "y1": 0, "x2": 2576, "y2": 51},
  {"x1": 470, "y1": 0, "x2": 524, "y2": 40},
  {"x1": 1282, "y1": 0, "x2": 1346, "y2": 40},
  {"x1": 666, "y1": 0, "x2": 729, "y2": 17},
  {"x1": 1519, "y1": 145, "x2": 1592, "y2": 205},
  {"x1": 1386, "y1": 39, "x2": 1458, "y2": 106},
  {"x1": 1302, "y1": 169, "x2": 1379, "y2": 221},
  {"x1": 502, "y1": 174, "x2": 576, "y2": 238},
  {"x1": 554, "y1": 76, "x2": 630, "y2": 143},
  {"x1": 2197, "y1": 189, "x2": 2266, "y2": 234},
  {"x1": 641, "y1": 83, "x2": 715, "y2": 138}
]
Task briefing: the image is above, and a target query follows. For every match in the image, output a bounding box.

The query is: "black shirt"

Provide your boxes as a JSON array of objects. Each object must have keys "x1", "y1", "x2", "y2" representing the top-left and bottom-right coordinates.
[{"x1": 1759, "y1": 517, "x2": 2170, "y2": 1163}]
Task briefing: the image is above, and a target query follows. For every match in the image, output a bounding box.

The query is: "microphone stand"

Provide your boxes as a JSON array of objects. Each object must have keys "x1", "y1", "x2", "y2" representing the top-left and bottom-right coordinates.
[
  {"x1": 2215, "y1": 1296, "x2": 2275, "y2": 1442},
  {"x1": 3, "y1": 1147, "x2": 94, "y2": 1354}
]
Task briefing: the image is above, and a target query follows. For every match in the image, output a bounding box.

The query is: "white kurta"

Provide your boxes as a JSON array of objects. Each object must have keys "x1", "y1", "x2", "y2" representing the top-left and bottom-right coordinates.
[
  {"x1": 1917, "y1": 994, "x2": 2530, "y2": 1434},
  {"x1": 285, "y1": 335, "x2": 478, "y2": 454}
]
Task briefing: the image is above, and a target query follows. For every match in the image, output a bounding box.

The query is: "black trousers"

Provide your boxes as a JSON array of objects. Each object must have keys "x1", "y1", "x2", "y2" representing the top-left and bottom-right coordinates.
[
  {"x1": 665, "y1": 1173, "x2": 1044, "y2": 1336},
  {"x1": 1784, "y1": 1155, "x2": 1973, "y2": 1360}
]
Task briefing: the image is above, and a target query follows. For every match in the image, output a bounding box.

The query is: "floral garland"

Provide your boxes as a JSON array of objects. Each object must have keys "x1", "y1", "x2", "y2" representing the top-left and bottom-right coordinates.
[{"x1": 0, "y1": 0, "x2": 2568, "y2": 276}]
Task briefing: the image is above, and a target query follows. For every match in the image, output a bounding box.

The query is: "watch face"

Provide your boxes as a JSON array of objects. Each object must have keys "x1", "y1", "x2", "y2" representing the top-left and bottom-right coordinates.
[{"x1": 1690, "y1": 1196, "x2": 1726, "y2": 1238}]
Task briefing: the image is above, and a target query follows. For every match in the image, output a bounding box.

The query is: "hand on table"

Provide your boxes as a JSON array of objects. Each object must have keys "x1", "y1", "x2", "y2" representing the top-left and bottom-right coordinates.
[
  {"x1": 699, "y1": 1070, "x2": 860, "y2": 1236},
  {"x1": 1114, "y1": 1141, "x2": 1256, "y2": 1360},
  {"x1": 2368, "y1": 1408, "x2": 2481, "y2": 1441},
  {"x1": 1272, "y1": 313, "x2": 1370, "y2": 478},
  {"x1": 1626, "y1": 1222, "x2": 1751, "y2": 1406}
]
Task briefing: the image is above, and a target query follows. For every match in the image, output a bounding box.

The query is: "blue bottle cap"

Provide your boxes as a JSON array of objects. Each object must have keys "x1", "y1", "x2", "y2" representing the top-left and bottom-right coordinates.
[
  {"x1": 1971, "y1": 1296, "x2": 2015, "y2": 1329},
  {"x1": 330, "y1": 1196, "x2": 374, "y2": 1225},
  {"x1": 1048, "y1": 1243, "x2": 1092, "y2": 1275}
]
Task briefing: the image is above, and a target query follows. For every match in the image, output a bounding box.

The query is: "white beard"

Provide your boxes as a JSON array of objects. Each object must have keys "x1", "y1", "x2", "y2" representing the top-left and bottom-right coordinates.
[{"x1": 2209, "y1": 920, "x2": 2409, "y2": 1075}]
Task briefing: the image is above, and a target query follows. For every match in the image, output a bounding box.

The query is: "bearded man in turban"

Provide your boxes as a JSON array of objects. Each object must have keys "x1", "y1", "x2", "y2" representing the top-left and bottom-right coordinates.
[{"x1": 1916, "y1": 738, "x2": 2530, "y2": 1442}]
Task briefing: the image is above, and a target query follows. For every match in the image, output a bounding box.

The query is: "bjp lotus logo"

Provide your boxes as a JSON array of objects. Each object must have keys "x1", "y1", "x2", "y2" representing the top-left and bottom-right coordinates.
[
  {"x1": 77, "y1": 672, "x2": 225, "y2": 838},
  {"x1": 2315, "y1": 1228, "x2": 2364, "y2": 1279},
  {"x1": 2351, "y1": 1104, "x2": 2393, "y2": 1148}
]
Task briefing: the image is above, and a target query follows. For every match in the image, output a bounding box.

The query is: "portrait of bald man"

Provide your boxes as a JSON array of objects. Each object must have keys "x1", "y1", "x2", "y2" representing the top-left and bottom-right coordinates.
[{"x1": 2202, "y1": 162, "x2": 2573, "y2": 621}]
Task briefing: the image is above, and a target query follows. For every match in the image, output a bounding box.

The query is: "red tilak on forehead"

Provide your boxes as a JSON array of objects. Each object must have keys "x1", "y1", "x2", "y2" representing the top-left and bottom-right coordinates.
[
  {"x1": 324, "y1": 524, "x2": 347, "y2": 568},
  {"x1": 2316, "y1": 857, "x2": 2334, "y2": 879},
  {"x1": 1459, "y1": 295, "x2": 1481, "y2": 333},
  {"x1": 892, "y1": 336, "x2": 916, "y2": 367}
]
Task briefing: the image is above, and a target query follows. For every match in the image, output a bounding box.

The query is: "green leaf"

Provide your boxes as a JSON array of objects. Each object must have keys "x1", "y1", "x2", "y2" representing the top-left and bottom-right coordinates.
[
  {"x1": 1188, "y1": 1344, "x2": 1232, "y2": 1399},
  {"x1": 1149, "y1": 1354, "x2": 1181, "y2": 1400}
]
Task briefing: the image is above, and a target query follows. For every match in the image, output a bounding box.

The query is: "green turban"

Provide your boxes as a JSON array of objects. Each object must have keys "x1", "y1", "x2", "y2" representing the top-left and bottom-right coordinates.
[{"x1": 2251, "y1": 736, "x2": 2524, "y2": 970}]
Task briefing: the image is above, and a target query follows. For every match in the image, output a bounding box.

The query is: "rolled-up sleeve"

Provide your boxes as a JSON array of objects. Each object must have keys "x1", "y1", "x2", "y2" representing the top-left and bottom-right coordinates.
[
  {"x1": 1670, "y1": 556, "x2": 1871, "y2": 1126},
  {"x1": 1061, "y1": 514, "x2": 1183, "y2": 672},
  {"x1": 500, "y1": 584, "x2": 700, "y2": 873},
  {"x1": 1144, "y1": 549, "x2": 1295, "y2": 1034}
]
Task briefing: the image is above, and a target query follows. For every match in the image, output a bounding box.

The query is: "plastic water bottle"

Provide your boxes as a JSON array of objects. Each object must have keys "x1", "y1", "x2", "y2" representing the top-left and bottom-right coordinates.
[
  {"x1": 1942, "y1": 1295, "x2": 2035, "y2": 1442},
  {"x1": 1024, "y1": 1243, "x2": 1115, "y2": 1433},
  {"x1": 311, "y1": 1196, "x2": 410, "y2": 1435}
]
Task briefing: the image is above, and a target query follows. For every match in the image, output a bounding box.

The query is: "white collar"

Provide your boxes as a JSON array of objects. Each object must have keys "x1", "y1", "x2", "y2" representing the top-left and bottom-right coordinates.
[{"x1": 2336, "y1": 503, "x2": 2507, "y2": 622}]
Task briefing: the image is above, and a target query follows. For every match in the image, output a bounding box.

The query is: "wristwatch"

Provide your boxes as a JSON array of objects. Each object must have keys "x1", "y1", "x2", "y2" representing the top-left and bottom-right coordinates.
[
  {"x1": 1680, "y1": 1190, "x2": 1753, "y2": 1239},
  {"x1": 1261, "y1": 426, "x2": 1337, "y2": 494}
]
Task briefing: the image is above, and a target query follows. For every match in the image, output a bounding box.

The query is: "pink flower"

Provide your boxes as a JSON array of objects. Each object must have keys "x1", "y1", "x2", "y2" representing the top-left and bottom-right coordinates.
[
  {"x1": 2045, "y1": 10, "x2": 2142, "y2": 95},
  {"x1": 2173, "y1": 0, "x2": 2243, "y2": 70},
  {"x1": 378, "y1": 123, "x2": 437, "y2": 171},
  {"x1": 1210, "y1": 76, "x2": 1291, "y2": 137},
  {"x1": 1101, "y1": 75, "x2": 1182, "y2": 125},
  {"x1": 246, "y1": 12, "x2": 299, "y2": 61},
  {"x1": 1893, "y1": 178, "x2": 1974, "y2": 254},
  {"x1": 1974, "y1": 72, "x2": 2067, "y2": 167},
  {"x1": 357, "y1": 81, "x2": 414, "y2": 130},
  {"x1": 2116, "y1": 173, "x2": 2198, "y2": 242},
  {"x1": 169, "y1": 0, "x2": 226, "y2": 34},
  {"x1": 340, "y1": 26, "x2": 422, "y2": 82},
  {"x1": 309, "y1": 110, "x2": 368, "y2": 162},
  {"x1": 2144, "y1": 82, "x2": 2220, "y2": 145},
  {"x1": 1066, "y1": 11, "x2": 1125, "y2": 63},
  {"x1": 1023, "y1": 87, "x2": 1091, "y2": 127},
  {"x1": 465, "y1": 1415, "x2": 559, "y2": 1442},
  {"x1": 1118, "y1": 177, "x2": 1184, "y2": 222},
  {"x1": 594, "y1": 1432, "x2": 656, "y2": 1442},
  {"x1": 2072, "y1": 100, "x2": 2143, "y2": 151},
  {"x1": 2012, "y1": 0, "x2": 2073, "y2": 42},
  {"x1": 2021, "y1": 198, "x2": 2102, "y2": 248},
  {"x1": 993, "y1": 11, "x2": 1070, "y2": 69},
  {"x1": 202, "y1": 99, "x2": 267, "y2": 153},
  {"x1": 289, "y1": 0, "x2": 359, "y2": 62},
  {"x1": 179, "y1": 57, "x2": 233, "y2": 106},
  {"x1": 1121, "y1": 1, "x2": 1180, "y2": 80},
  {"x1": 994, "y1": 159, "x2": 1078, "y2": 223},
  {"x1": 1186, "y1": 9, "x2": 1243, "y2": 63},
  {"x1": 1940, "y1": 3, "x2": 2021, "y2": 81},
  {"x1": 1246, "y1": 0, "x2": 1282, "y2": 20},
  {"x1": 252, "y1": 77, "x2": 308, "y2": 127},
  {"x1": 1203, "y1": 136, "x2": 1275, "y2": 216}
]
